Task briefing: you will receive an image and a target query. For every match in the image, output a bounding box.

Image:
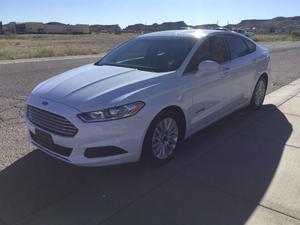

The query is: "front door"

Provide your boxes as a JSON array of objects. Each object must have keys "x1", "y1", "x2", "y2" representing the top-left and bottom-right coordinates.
[{"x1": 184, "y1": 36, "x2": 236, "y2": 133}]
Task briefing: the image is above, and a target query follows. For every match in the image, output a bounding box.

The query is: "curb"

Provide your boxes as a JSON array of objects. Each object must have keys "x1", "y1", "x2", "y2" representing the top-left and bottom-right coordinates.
[
  {"x1": 265, "y1": 78, "x2": 300, "y2": 107},
  {"x1": 0, "y1": 54, "x2": 104, "y2": 65}
]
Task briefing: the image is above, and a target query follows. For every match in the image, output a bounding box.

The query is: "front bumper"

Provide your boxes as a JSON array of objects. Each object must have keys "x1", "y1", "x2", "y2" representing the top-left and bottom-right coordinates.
[{"x1": 25, "y1": 96, "x2": 149, "y2": 166}]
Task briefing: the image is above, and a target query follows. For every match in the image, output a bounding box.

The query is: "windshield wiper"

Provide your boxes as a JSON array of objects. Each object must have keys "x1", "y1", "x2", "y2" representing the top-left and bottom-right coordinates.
[{"x1": 96, "y1": 63, "x2": 160, "y2": 72}]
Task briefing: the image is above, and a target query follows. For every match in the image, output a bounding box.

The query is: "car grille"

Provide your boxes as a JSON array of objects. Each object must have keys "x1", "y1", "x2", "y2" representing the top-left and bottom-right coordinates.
[{"x1": 27, "y1": 105, "x2": 78, "y2": 137}]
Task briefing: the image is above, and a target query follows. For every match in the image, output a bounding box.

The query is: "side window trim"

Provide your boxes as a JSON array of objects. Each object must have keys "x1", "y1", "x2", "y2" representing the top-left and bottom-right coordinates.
[
  {"x1": 242, "y1": 38, "x2": 256, "y2": 55},
  {"x1": 183, "y1": 37, "x2": 210, "y2": 74}
]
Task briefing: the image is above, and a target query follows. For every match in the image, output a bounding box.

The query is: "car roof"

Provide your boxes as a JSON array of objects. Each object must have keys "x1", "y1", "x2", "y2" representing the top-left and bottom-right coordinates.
[{"x1": 137, "y1": 29, "x2": 225, "y2": 39}]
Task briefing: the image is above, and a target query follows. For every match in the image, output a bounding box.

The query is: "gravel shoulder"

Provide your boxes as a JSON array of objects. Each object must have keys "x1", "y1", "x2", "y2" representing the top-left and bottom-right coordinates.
[{"x1": 260, "y1": 41, "x2": 300, "y2": 53}]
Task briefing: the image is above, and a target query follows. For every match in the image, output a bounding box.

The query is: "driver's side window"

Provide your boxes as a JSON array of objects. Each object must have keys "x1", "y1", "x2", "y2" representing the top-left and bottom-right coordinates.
[
  {"x1": 185, "y1": 36, "x2": 229, "y2": 73},
  {"x1": 185, "y1": 38, "x2": 210, "y2": 73}
]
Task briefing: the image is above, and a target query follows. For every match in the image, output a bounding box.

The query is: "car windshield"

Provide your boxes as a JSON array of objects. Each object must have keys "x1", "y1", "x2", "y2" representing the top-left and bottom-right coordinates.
[{"x1": 96, "y1": 37, "x2": 196, "y2": 72}]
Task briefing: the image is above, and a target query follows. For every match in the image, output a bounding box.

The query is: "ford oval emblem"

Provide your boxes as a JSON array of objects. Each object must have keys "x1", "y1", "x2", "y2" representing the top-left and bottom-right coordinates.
[{"x1": 42, "y1": 101, "x2": 48, "y2": 106}]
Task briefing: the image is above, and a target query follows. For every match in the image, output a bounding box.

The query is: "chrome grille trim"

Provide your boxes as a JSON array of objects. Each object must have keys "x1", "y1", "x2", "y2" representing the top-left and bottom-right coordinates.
[{"x1": 27, "y1": 105, "x2": 78, "y2": 137}]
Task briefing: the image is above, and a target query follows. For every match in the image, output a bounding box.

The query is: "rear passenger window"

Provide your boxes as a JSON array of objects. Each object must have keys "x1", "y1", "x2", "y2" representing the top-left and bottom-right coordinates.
[{"x1": 226, "y1": 36, "x2": 249, "y2": 59}]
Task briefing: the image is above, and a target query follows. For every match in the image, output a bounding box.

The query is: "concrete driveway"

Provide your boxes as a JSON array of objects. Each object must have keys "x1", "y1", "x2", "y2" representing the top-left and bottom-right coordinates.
[
  {"x1": 0, "y1": 42, "x2": 300, "y2": 225},
  {"x1": 0, "y1": 80, "x2": 300, "y2": 225}
]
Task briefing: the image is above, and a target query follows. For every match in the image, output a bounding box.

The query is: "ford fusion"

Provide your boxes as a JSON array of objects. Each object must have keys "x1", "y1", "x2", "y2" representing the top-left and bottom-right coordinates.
[{"x1": 26, "y1": 29, "x2": 270, "y2": 166}]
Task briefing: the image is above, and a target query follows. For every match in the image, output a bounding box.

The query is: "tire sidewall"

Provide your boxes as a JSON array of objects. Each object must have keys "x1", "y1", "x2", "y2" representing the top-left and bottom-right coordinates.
[
  {"x1": 142, "y1": 111, "x2": 184, "y2": 163},
  {"x1": 250, "y1": 77, "x2": 267, "y2": 109}
]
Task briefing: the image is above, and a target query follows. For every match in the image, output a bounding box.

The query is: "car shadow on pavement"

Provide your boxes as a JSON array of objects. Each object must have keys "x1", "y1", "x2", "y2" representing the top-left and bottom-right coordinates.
[{"x1": 0, "y1": 104, "x2": 292, "y2": 225}]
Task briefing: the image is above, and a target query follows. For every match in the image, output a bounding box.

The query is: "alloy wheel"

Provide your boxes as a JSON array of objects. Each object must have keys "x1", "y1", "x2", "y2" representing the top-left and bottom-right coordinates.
[
  {"x1": 151, "y1": 117, "x2": 179, "y2": 160},
  {"x1": 254, "y1": 79, "x2": 266, "y2": 106}
]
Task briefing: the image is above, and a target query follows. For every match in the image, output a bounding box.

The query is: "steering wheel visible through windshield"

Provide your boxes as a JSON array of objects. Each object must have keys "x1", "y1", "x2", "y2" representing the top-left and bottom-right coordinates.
[{"x1": 96, "y1": 37, "x2": 196, "y2": 72}]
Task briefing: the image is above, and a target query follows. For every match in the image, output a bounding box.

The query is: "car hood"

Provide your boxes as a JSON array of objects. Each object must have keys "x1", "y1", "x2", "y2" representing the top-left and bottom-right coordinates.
[{"x1": 32, "y1": 64, "x2": 172, "y2": 112}]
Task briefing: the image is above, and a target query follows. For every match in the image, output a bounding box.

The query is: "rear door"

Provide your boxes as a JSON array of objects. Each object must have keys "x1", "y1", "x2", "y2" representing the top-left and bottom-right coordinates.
[{"x1": 223, "y1": 34, "x2": 258, "y2": 101}]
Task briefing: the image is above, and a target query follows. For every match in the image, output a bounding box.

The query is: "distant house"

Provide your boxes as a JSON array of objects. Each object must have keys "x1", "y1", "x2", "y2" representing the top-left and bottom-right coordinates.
[
  {"x1": 15, "y1": 23, "x2": 26, "y2": 33},
  {"x1": 90, "y1": 24, "x2": 122, "y2": 34},
  {"x1": 3, "y1": 22, "x2": 17, "y2": 33},
  {"x1": 68, "y1": 24, "x2": 90, "y2": 34},
  {"x1": 45, "y1": 23, "x2": 64, "y2": 34},
  {"x1": 194, "y1": 24, "x2": 220, "y2": 30},
  {"x1": 24, "y1": 22, "x2": 45, "y2": 33},
  {"x1": 45, "y1": 23, "x2": 90, "y2": 34},
  {"x1": 292, "y1": 25, "x2": 300, "y2": 33},
  {"x1": 8, "y1": 22, "x2": 90, "y2": 34},
  {"x1": 0, "y1": 22, "x2": 3, "y2": 34},
  {"x1": 4, "y1": 16, "x2": 300, "y2": 35}
]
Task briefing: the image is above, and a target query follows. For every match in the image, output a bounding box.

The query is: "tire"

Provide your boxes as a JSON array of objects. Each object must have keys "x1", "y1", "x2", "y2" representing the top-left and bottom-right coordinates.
[
  {"x1": 249, "y1": 76, "x2": 267, "y2": 110},
  {"x1": 142, "y1": 111, "x2": 184, "y2": 163}
]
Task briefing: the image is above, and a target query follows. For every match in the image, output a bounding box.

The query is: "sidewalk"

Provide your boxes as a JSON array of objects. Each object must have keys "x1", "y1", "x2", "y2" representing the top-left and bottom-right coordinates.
[
  {"x1": 0, "y1": 79, "x2": 300, "y2": 225},
  {"x1": 100, "y1": 80, "x2": 300, "y2": 225}
]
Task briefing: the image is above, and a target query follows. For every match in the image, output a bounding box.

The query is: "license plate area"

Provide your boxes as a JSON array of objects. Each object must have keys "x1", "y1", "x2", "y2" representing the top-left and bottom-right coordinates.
[{"x1": 35, "y1": 129, "x2": 53, "y2": 145}]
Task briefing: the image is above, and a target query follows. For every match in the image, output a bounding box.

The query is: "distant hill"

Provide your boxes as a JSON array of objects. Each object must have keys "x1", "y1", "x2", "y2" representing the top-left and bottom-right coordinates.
[
  {"x1": 194, "y1": 24, "x2": 219, "y2": 29},
  {"x1": 123, "y1": 16, "x2": 300, "y2": 34},
  {"x1": 90, "y1": 24, "x2": 121, "y2": 34},
  {"x1": 124, "y1": 21, "x2": 187, "y2": 33},
  {"x1": 229, "y1": 16, "x2": 300, "y2": 34},
  {"x1": 2, "y1": 16, "x2": 300, "y2": 35},
  {"x1": 46, "y1": 22, "x2": 66, "y2": 25}
]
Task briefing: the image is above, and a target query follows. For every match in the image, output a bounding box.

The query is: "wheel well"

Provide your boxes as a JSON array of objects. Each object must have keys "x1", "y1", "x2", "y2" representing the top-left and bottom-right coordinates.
[
  {"x1": 141, "y1": 105, "x2": 187, "y2": 159},
  {"x1": 260, "y1": 73, "x2": 268, "y2": 86},
  {"x1": 154, "y1": 106, "x2": 186, "y2": 138}
]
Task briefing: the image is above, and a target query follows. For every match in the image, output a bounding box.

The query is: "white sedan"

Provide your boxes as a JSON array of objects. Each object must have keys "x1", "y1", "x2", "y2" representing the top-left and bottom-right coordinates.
[{"x1": 26, "y1": 29, "x2": 270, "y2": 166}]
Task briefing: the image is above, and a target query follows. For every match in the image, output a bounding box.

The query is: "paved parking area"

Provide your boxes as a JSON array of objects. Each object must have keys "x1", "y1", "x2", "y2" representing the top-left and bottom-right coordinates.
[
  {"x1": 0, "y1": 42, "x2": 300, "y2": 225},
  {"x1": 1, "y1": 41, "x2": 300, "y2": 169},
  {"x1": 0, "y1": 80, "x2": 299, "y2": 225}
]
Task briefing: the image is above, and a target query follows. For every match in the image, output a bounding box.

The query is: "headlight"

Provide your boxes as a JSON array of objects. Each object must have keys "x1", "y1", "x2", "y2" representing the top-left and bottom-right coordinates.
[{"x1": 78, "y1": 101, "x2": 145, "y2": 122}]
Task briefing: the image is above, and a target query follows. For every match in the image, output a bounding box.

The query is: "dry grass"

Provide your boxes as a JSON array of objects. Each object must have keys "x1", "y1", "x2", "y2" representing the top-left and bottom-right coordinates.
[
  {"x1": 1, "y1": 33, "x2": 300, "y2": 60},
  {"x1": 251, "y1": 33, "x2": 300, "y2": 42},
  {"x1": 0, "y1": 33, "x2": 136, "y2": 60}
]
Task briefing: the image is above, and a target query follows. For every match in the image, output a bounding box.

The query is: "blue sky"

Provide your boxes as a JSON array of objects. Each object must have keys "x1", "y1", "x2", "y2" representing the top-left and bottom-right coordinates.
[{"x1": 1, "y1": 0, "x2": 300, "y2": 27}]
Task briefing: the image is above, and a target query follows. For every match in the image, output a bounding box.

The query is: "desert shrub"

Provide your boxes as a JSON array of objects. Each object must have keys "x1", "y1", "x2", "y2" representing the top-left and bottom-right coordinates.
[
  {"x1": 33, "y1": 48, "x2": 55, "y2": 58},
  {"x1": 291, "y1": 31, "x2": 300, "y2": 38}
]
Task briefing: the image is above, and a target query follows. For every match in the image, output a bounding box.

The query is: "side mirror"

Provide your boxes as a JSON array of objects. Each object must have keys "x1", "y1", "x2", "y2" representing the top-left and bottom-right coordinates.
[{"x1": 197, "y1": 60, "x2": 221, "y2": 76}]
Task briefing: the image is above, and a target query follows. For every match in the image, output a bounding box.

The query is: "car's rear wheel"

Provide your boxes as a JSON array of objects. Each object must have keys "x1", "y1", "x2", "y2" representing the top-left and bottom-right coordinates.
[
  {"x1": 250, "y1": 76, "x2": 267, "y2": 109},
  {"x1": 142, "y1": 111, "x2": 183, "y2": 163}
]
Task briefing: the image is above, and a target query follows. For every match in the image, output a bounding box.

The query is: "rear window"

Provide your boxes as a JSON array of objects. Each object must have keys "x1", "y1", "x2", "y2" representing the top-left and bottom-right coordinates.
[{"x1": 243, "y1": 38, "x2": 256, "y2": 54}]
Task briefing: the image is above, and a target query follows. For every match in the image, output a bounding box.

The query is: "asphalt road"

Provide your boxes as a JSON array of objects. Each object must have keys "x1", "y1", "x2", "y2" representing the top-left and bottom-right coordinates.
[
  {"x1": 0, "y1": 41, "x2": 300, "y2": 225},
  {"x1": 0, "y1": 41, "x2": 300, "y2": 98}
]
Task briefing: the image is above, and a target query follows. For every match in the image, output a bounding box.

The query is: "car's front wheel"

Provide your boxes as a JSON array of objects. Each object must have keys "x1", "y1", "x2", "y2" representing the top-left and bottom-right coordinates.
[{"x1": 142, "y1": 111, "x2": 183, "y2": 163}]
